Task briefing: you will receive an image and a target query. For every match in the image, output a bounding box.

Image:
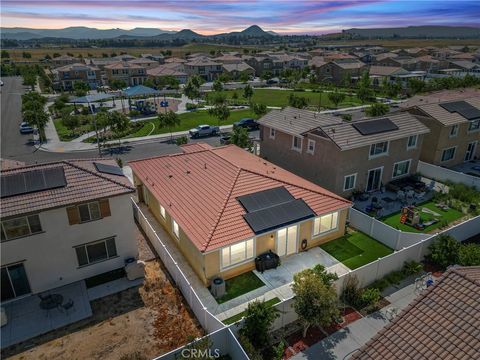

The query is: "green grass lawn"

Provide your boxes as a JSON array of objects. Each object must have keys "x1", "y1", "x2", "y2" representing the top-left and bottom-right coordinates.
[
  {"x1": 207, "y1": 89, "x2": 364, "y2": 108},
  {"x1": 125, "y1": 108, "x2": 258, "y2": 138},
  {"x1": 222, "y1": 297, "x2": 281, "y2": 325},
  {"x1": 320, "y1": 230, "x2": 393, "y2": 269},
  {"x1": 381, "y1": 201, "x2": 464, "y2": 233},
  {"x1": 53, "y1": 118, "x2": 92, "y2": 141},
  {"x1": 215, "y1": 271, "x2": 265, "y2": 304}
]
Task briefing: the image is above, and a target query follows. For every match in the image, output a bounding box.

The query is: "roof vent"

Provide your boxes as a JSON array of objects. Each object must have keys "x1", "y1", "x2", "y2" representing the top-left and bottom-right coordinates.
[
  {"x1": 168, "y1": 175, "x2": 173, "y2": 178},
  {"x1": 186, "y1": 170, "x2": 191, "y2": 174},
  {"x1": 204, "y1": 163, "x2": 207, "y2": 169}
]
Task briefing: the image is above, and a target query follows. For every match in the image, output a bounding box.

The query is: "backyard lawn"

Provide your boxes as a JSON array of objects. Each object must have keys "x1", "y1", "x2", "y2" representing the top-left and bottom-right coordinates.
[
  {"x1": 222, "y1": 297, "x2": 281, "y2": 325},
  {"x1": 381, "y1": 201, "x2": 464, "y2": 233},
  {"x1": 320, "y1": 230, "x2": 393, "y2": 269},
  {"x1": 215, "y1": 271, "x2": 265, "y2": 304},
  {"x1": 208, "y1": 89, "x2": 364, "y2": 108}
]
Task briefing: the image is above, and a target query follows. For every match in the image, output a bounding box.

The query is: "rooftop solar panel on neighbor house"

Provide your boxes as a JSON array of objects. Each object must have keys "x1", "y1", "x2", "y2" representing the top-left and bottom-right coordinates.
[
  {"x1": 243, "y1": 199, "x2": 315, "y2": 234},
  {"x1": 94, "y1": 162, "x2": 124, "y2": 176},
  {"x1": 237, "y1": 186, "x2": 294, "y2": 213},
  {"x1": 0, "y1": 167, "x2": 67, "y2": 198},
  {"x1": 352, "y1": 118, "x2": 399, "y2": 135},
  {"x1": 439, "y1": 101, "x2": 480, "y2": 120}
]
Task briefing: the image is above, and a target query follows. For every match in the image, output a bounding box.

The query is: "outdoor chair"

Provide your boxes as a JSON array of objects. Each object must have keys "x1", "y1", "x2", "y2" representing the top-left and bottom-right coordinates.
[
  {"x1": 415, "y1": 192, "x2": 426, "y2": 201},
  {"x1": 58, "y1": 299, "x2": 75, "y2": 315},
  {"x1": 396, "y1": 190, "x2": 405, "y2": 200},
  {"x1": 406, "y1": 190, "x2": 415, "y2": 199}
]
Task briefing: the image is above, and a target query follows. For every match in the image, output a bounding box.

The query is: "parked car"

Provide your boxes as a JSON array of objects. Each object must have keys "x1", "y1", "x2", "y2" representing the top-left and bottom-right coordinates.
[
  {"x1": 0, "y1": 79, "x2": 4, "y2": 86},
  {"x1": 19, "y1": 122, "x2": 34, "y2": 134},
  {"x1": 220, "y1": 135, "x2": 231, "y2": 145},
  {"x1": 233, "y1": 118, "x2": 259, "y2": 131},
  {"x1": 189, "y1": 124, "x2": 220, "y2": 138}
]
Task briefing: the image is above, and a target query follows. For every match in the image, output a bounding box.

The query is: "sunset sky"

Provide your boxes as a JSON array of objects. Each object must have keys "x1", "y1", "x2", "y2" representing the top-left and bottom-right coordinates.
[{"x1": 2, "y1": 0, "x2": 480, "y2": 34}]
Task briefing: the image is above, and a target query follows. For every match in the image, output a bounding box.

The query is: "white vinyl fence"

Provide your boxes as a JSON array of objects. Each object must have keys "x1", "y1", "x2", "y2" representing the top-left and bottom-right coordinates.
[
  {"x1": 132, "y1": 200, "x2": 224, "y2": 334},
  {"x1": 417, "y1": 161, "x2": 480, "y2": 190}
]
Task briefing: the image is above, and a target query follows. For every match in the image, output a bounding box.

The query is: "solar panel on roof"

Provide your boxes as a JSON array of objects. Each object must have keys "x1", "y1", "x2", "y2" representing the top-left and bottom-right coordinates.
[
  {"x1": 352, "y1": 118, "x2": 399, "y2": 135},
  {"x1": 0, "y1": 167, "x2": 66, "y2": 198},
  {"x1": 237, "y1": 187, "x2": 294, "y2": 213},
  {"x1": 94, "y1": 162, "x2": 124, "y2": 176},
  {"x1": 439, "y1": 101, "x2": 480, "y2": 121},
  {"x1": 243, "y1": 199, "x2": 315, "y2": 234}
]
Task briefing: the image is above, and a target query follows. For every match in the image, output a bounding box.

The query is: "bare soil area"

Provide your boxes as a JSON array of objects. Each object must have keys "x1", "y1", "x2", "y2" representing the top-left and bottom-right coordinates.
[{"x1": 3, "y1": 260, "x2": 203, "y2": 360}]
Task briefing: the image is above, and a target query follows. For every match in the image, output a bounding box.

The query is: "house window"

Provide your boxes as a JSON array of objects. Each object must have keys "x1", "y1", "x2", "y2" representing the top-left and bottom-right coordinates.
[
  {"x1": 441, "y1": 147, "x2": 456, "y2": 162},
  {"x1": 292, "y1": 136, "x2": 302, "y2": 152},
  {"x1": 221, "y1": 239, "x2": 254, "y2": 268},
  {"x1": 1, "y1": 215, "x2": 42, "y2": 241},
  {"x1": 313, "y1": 212, "x2": 339, "y2": 236},
  {"x1": 1, "y1": 263, "x2": 31, "y2": 301},
  {"x1": 369, "y1": 141, "x2": 389, "y2": 158},
  {"x1": 392, "y1": 160, "x2": 411, "y2": 179},
  {"x1": 160, "y1": 205, "x2": 166, "y2": 218},
  {"x1": 407, "y1": 135, "x2": 418, "y2": 149},
  {"x1": 269, "y1": 128, "x2": 276, "y2": 139},
  {"x1": 450, "y1": 124, "x2": 459, "y2": 137},
  {"x1": 469, "y1": 119, "x2": 480, "y2": 132},
  {"x1": 307, "y1": 139, "x2": 316, "y2": 154},
  {"x1": 75, "y1": 237, "x2": 117, "y2": 267},
  {"x1": 343, "y1": 174, "x2": 357, "y2": 191},
  {"x1": 172, "y1": 219, "x2": 180, "y2": 238},
  {"x1": 78, "y1": 202, "x2": 101, "y2": 222}
]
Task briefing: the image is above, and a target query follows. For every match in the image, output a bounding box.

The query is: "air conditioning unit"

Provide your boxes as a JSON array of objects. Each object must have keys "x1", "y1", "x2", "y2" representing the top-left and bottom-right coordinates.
[{"x1": 211, "y1": 277, "x2": 226, "y2": 299}]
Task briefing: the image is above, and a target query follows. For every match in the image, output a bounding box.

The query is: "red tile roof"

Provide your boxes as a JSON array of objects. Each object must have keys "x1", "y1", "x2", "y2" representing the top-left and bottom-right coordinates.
[
  {"x1": 129, "y1": 144, "x2": 351, "y2": 252},
  {"x1": 1, "y1": 159, "x2": 134, "y2": 218},
  {"x1": 352, "y1": 266, "x2": 480, "y2": 360}
]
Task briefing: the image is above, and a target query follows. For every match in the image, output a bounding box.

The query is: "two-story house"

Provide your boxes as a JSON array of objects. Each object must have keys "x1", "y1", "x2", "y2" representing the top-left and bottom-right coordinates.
[
  {"x1": 129, "y1": 143, "x2": 351, "y2": 285},
  {"x1": 407, "y1": 98, "x2": 480, "y2": 167},
  {"x1": 54, "y1": 63, "x2": 102, "y2": 90},
  {"x1": 104, "y1": 61, "x2": 147, "y2": 86},
  {"x1": 184, "y1": 57, "x2": 223, "y2": 81},
  {"x1": 258, "y1": 107, "x2": 430, "y2": 196},
  {"x1": 314, "y1": 59, "x2": 367, "y2": 85},
  {"x1": 1, "y1": 159, "x2": 136, "y2": 302}
]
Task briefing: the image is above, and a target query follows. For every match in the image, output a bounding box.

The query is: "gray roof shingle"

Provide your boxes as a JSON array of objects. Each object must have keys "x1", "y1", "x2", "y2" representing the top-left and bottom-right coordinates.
[{"x1": 415, "y1": 97, "x2": 480, "y2": 126}]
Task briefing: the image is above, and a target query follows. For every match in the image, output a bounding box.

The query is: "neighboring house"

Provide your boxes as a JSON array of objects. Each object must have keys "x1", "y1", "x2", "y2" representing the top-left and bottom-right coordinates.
[
  {"x1": 54, "y1": 63, "x2": 102, "y2": 90},
  {"x1": 51, "y1": 54, "x2": 77, "y2": 67},
  {"x1": 184, "y1": 57, "x2": 223, "y2": 81},
  {"x1": 315, "y1": 59, "x2": 366, "y2": 85},
  {"x1": 222, "y1": 62, "x2": 255, "y2": 79},
  {"x1": 365, "y1": 65, "x2": 409, "y2": 86},
  {"x1": 0, "y1": 159, "x2": 136, "y2": 302},
  {"x1": 245, "y1": 56, "x2": 275, "y2": 76},
  {"x1": 447, "y1": 61, "x2": 480, "y2": 77},
  {"x1": 128, "y1": 57, "x2": 160, "y2": 69},
  {"x1": 104, "y1": 61, "x2": 147, "y2": 86},
  {"x1": 214, "y1": 54, "x2": 244, "y2": 64},
  {"x1": 352, "y1": 266, "x2": 480, "y2": 360},
  {"x1": 147, "y1": 63, "x2": 189, "y2": 84},
  {"x1": 129, "y1": 143, "x2": 351, "y2": 285},
  {"x1": 258, "y1": 107, "x2": 430, "y2": 196},
  {"x1": 407, "y1": 97, "x2": 480, "y2": 166},
  {"x1": 141, "y1": 53, "x2": 165, "y2": 64}
]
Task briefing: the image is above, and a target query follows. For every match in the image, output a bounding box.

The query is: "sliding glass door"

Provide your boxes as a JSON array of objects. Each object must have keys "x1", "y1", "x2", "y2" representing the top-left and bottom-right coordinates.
[
  {"x1": 276, "y1": 225, "x2": 298, "y2": 257},
  {"x1": 1, "y1": 263, "x2": 31, "y2": 302}
]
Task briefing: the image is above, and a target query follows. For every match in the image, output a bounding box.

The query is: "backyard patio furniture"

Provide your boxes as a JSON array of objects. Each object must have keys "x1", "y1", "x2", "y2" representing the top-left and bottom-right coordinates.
[
  {"x1": 397, "y1": 190, "x2": 405, "y2": 201},
  {"x1": 414, "y1": 192, "x2": 426, "y2": 201},
  {"x1": 39, "y1": 294, "x2": 64, "y2": 311},
  {"x1": 255, "y1": 251, "x2": 280, "y2": 273},
  {"x1": 406, "y1": 190, "x2": 415, "y2": 199},
  {"x1": 382, "y1": 197, "x2": 395, "y2": 210},
  {"x1": 58, "y1": 298, "x2": 75, "y2": 315}
]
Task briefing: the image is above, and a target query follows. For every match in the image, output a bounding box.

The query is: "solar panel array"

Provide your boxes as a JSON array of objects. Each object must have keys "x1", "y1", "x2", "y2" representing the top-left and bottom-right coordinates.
[
  {"x1": 1, "y1": 167, "x2": 67, "y2": 198},
  {"x1": 352, "y1": 118, "x2": 399, "y2": 135},
  {"x1": 237, "y1": 187, "x2": 294, "y2": 213},
  {"x1": 243, "y1": 199, "x2": 315, "y2": 234},
  {"x1": 94, "y1": 162, "x2": 124, "y2": 176},
  {"x1": 439, "y1": 101, "x2": 480, "y2": 121}
]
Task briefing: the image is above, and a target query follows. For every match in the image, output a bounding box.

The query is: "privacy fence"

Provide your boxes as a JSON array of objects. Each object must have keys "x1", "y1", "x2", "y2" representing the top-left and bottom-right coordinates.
[{"x1": 417, "y1": 160, "x2": 480, "y2": 190}]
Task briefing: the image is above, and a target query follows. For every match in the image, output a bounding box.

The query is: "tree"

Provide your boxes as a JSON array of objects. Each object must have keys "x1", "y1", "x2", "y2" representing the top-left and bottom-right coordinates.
[
  {"x1": 184, "y1": 78, "x2": 201, "y2": 101},
  {"x1": 365, "y1": 102, "x2": 389, "y2": 117},
  {"x1": 22, "y1": 52, "x2": 32, "y2": 59},
  {"x1": 108, "y1": 111, "x2": 130, "y2": 145},
  {"x1": 250, "y1": 102, "x2": 268, "y2": 118},
  {"x1": 239, "y1": 72, "x2": 250, "y2": 83},
  {"x1": 1, "y1": 50, "x2": 9, "y2": 59},
  {"x1": 208, "y1": 103, "x2": 230, "y2": 128},
  {"x1": 407, "y1": 78, "x2": 426, "y2": 95},
  {"x1": 22, "y1": 92, "x2": 49, "y2": 141},
  {"x1": 357, "y1": 71, "x2": 373, "y2": 104},
  {"x1": 21, "y1": 66, "x2": 37, "y2": 91},
  {"x1": 209, "y1": 92, "x2": 226, "y2": 105},
  {"x1": 292, "y1": 267, "x2": 339, "y2": 337},
  {"x1": 73, "y1": 81, "x2": 90, "y2": 97},
  {"x1": 243, "y1": 84, "x2": 253, "y2": 100},
  {"x1": 288, "y1": 93, "x2": 308, "y2": 109},
  {"x1": 429, "y1": 234, "x2": 460, "y2": 268},
  {"x1": 157, "y1": 110, "x2": 180, "y2": 142},
  {"x1": 109, "y1": 79, "x2": 127, "y2": 90},
  {"x1": 61, "y1": 109, "x2": 79, "y2": 136},
  {"x1": 212, "y1": 79, "x2": 223, "y2": 92},
  {"x1": 328, "y1": 90, "x2": 346, "y2": 108},
  {"x1": 239, "y1": 300, "x2": 279, "y2": 349},
  {"x1": 231, "y1": 126, "x2": 251, "y2": 149},
  {"x1": 458, "y1": 243, "x2": 480, "y2": 266}
]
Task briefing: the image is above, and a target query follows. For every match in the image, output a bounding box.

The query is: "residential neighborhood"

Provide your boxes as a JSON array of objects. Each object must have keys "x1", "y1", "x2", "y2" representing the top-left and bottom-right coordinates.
[{"x1": 1, "y1": 2, "x2": 480, "y2": 360}]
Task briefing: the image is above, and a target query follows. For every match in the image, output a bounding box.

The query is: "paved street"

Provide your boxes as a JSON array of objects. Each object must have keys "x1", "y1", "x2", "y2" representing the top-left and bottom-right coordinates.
[{"x1": 0, "y1": 77, "x2": 229, "y2": 165}]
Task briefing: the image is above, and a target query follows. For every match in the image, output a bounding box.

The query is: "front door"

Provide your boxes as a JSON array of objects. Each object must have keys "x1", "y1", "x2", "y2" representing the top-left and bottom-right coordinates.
[
  {"x1": 276, "y1": 225, "x2": 298, "y2": 257},
  {"x1": 465, "y1": 141, "x2": 477, "y2": 162},
  {"x1": 366, "y1": 167, "x2": 383, "y2": 192},
  {"x1": 1, "y1": 263, "x2": 31, "y2": 302}
]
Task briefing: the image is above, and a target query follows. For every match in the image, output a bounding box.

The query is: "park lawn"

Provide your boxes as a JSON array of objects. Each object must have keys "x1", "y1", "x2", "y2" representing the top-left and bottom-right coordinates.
[
  {"x1": 211, "y1": 89, "x2": 363, "y2": 108},
  {"x1": 126, "y1": 108, "x2": 258, "y2": 138},
  {"x1": 320, "y1": 230, "x2": 393, "y2": 269},
  {"x1": 381, "y1": 201, "x2": 464, "y2": 233},
  {"x1": 215, "y1": 272, "x2": 265, "y2": 304},
  {"x1": 222, "y1": 297, "x2": 281, "y2": 325},
  {"x1": 53, "y1": 118, "x2": 92, "y2": 141}
]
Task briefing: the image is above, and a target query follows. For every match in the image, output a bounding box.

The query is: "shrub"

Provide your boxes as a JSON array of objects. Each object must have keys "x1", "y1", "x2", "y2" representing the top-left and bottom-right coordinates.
[
  {"x1": 359, "y1": 288, "x2": 381, "y2": 308},
  {"x1": 238, "y1": 335, "x2": 263, "y2": 360},
  {"x1": 342, "y1": 274, "x2": 361, "y2": 306},
  {"x1": 341, "y1": 113, "x2": 352, "y2": 121},
  {"x1": 186, "y1": 103, "x2": 198, "y2": 111},
  {"x1": 384, "y1": 270, "x2": 404, "y2": 285},
  {"x1": 428, "y1": 234, "x2": 460, "y2": 268},
  {"x1": 458, "y1": 243, "x2": 480, "y2": 266},
  {"x1": 402, "y1": 260, "x2": 423, "y2": 276},
  {"x1": 176, "y1": 136, "x2": 188, "y2": 146},
  {"x1": 368, "y1": 278, "x2": 389, "y2": 292}
]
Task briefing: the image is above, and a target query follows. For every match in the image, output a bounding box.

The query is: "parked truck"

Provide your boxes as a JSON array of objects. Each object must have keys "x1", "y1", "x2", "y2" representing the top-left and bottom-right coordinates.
[{"x1": 189, "y1": 124, "x2": 220, "y2": 138}]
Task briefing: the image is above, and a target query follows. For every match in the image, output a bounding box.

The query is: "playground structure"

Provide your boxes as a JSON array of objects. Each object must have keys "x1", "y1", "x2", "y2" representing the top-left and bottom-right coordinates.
[{"x1": 400, "y1": 205, "x2": 440, "y2": 230}]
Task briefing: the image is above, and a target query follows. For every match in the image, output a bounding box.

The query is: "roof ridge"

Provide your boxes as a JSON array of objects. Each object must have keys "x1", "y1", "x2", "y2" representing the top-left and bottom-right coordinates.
[
  {"x1": 451, "y1": 266, "x2": 480, "y2": 286},
  {"x1": 202, "y1": 167, "x2": 242, "y2": 252}
]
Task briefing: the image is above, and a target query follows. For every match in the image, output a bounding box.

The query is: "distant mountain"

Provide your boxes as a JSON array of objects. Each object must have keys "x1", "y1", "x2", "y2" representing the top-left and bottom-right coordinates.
[
  {"x1": 343, "y1": 26, "x2": 480, "y2": 39},
  {"x1": 240, "y1": 25, "x2": 272, "y2": 37},
  {"x1": 1, "y1": 26, "x2": 174, "y2": 40}
]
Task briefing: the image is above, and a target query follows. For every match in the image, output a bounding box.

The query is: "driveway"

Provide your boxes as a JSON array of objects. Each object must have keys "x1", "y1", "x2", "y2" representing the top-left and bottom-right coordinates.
[{"x1": 254, "y1": 247, "x2": 350, "y2": 289}]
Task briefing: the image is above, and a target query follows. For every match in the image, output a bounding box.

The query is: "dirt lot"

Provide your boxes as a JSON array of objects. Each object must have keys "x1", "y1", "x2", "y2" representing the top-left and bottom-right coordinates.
[{"x1": 3, "y1": 260, "x2": 203, "y2": 360}]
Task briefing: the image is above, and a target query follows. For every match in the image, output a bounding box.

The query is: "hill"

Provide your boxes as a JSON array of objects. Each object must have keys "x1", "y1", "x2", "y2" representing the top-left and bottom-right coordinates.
[{"x1": 343, "y1": 26, "x2": 480, "y2": 39}]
